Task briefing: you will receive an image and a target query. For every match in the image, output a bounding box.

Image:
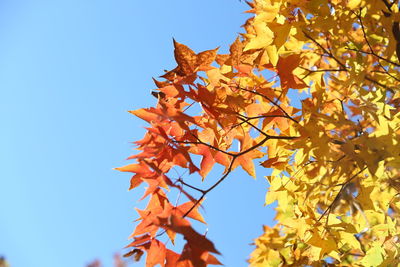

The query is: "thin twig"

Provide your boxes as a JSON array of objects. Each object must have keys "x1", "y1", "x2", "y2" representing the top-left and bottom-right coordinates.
[
  {"x1": 318, "y1": 166, "x2": 367, "y2": 223},
  {"x1": 365, "y1": 75, "x2": 395, "y2": 93},
  {"x1": 237, "y1": 86, "x2": 299, "y2": 124},
  {"x1": 303, "y1": 30, "x2": 347, "y2": 70},
  {"x1": 178, "y1": 178, "x2": 205, "y2": 193},
  {"x1": 300, "y1": 67, "x2": 347, "y2": 79},
  {"x1": 182, "y1": 136, "x2": 270, "y2": 218},
  {"x1": 346, "y1": 48, "x2": 400, "y2": 67},
  {"x1": 236, "y1": 115, "x2": 300, "y2": 140}
]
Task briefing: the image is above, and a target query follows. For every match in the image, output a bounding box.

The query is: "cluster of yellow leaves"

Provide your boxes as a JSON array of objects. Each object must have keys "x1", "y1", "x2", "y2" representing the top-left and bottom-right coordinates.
[
  {"x1": 118, "y1": 0, "x2": 400, "y2": 266},
  {"x1": 246, "y1": 0, "x2": 400, "y2": 266}
]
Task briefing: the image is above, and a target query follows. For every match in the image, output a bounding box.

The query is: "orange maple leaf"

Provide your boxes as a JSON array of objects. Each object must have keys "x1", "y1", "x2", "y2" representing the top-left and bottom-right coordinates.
[
  {"x1": 276, "y1": 54, "x2": 307, "y2": 89},
  {"x1": 172, "y1": 39, "x2": 218, "y2": 76}
]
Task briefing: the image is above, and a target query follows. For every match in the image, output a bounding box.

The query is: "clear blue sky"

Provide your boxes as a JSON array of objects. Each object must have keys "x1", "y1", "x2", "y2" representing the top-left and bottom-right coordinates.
[{"x1": 0, "y1": 1, "x2": 274, "y2": 266}]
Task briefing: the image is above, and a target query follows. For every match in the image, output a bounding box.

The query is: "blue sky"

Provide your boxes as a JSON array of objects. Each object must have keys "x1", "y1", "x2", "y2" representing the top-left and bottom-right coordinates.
[{"x1": 0, "y1": 1, "x2": 274, "y2": 266}]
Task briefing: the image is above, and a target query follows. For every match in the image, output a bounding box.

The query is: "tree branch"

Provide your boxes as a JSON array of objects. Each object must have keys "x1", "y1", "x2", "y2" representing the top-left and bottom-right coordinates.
[
  {"x1": 236, "y1": 86, "x2": 299, "y2": 124},
  {"x1": 303, "y1": 30, "x2": 348, "y2": 70},
  {"x1": 318, "y1": 166, "x2": 367, "y2": 223},
  {"x1": 182, "y1": 136, "x2": 270, "y2": 218}
]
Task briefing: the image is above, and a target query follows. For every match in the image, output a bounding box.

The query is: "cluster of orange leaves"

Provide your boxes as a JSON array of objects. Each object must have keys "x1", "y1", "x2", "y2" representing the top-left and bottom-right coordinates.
[{"x1": 116, "y1": 38, "x2": 304, "y2": 266}]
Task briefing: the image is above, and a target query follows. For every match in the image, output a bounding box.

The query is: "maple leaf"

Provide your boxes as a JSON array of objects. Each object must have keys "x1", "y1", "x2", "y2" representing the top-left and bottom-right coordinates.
[
  {"x1": 276, "y1": 54, "x2": 307, "y2": 90},
  {"x1": 172, "y1": 39, "x2": 218, "y2": 76},
  {"x1": 146, "y1": 239, "x2": 167, "y2": 267},
  {"x1": 244, "y1": 20, "x2": 274, "y2": 51},
  {"x1": 175, "y1": 201, "x2": 206, "y2": 224},
  {"x1": 228, "y1": 37, "x2": 243, "y2": 66},
  {"x1": 173, "y1": 40, "x2": 197, "y2": 76},
  {"x1": 167, "y1": 215, "x2": 220, "y2": 255},
  {"x1": 125, "y1": 234, "x2": 152, "y2": 248},
  {"x1": 165, "y1": 249, "x2": 184, "y2": 267},
  {"x1": 189, "y1": 144, "x2": 216, "y2": 178}
]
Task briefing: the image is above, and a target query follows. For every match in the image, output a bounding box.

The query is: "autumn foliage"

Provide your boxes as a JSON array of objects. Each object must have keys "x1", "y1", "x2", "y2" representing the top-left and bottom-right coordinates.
[{"x1": 117, "y1": 0, "x2": 400, "y2": 266}]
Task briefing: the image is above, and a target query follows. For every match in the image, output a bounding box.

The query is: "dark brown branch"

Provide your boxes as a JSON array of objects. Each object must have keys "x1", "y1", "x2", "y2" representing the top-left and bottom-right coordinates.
[
  {"x1": 235, "y1": 136, "x2": 269, "y2": 156},
  {"x1": 346, "y1": 48, "x2": 400, "y2": 67},
  {"x1": 237, "y1": 86, "x2": 299, "y2": 124},
  {"x1": 173, "y1": 117, "x2": 297, "y2": 217},
  {"x1": 182, "y1": 136, "x2": 270, "y2": 218},
  {"x1": 236, "y1": 115, "x2": 300, "y2": 140},
  {"x1": 381, "y1": 0, "x2": 395, "y2": 11},
  {"x1": 303, "y1": 30, "x2": 348, "y2": 70},
  {"x1": 231, "y1": 114, "x2": 297, "y2": 131},
  {"x1": 365, "y1": 75, "x2": 395, "y2": 93},
  {"x1": 173, "y1": 139, "x2": 236, "y2": 157},
  {"x1": 356, "y1": 10, "x2": 375, "y2": 55},
  {"x1": 182, "y1": 158, "x2": 236, "y2": 218},
  {"x1": 178, "y1": 178, "x2": 205, "y2": 193},
  {"x1": 355, "y1": 8, "x2": 397, "y2": 82},
  {"x1": 372, "y1": 70, "x2": 400, "y2": 83},
  {"x1": 318, "y1": 166, "x2": 367, "y2": 222},
  {"x1": 300, "y1": 67, "x2": 348, "y2": 79}
]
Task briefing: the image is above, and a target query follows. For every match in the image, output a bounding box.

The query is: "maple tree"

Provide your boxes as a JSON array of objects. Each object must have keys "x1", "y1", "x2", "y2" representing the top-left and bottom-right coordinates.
[{"x1": 116, "y1": 0, "x2": 400, "y2": 266}]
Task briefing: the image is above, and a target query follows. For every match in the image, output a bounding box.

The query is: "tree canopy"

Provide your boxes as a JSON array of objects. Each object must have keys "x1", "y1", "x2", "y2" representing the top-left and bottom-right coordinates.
[{"x1": 117, "y1": 0, "x2": 400, "y2": 266}]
